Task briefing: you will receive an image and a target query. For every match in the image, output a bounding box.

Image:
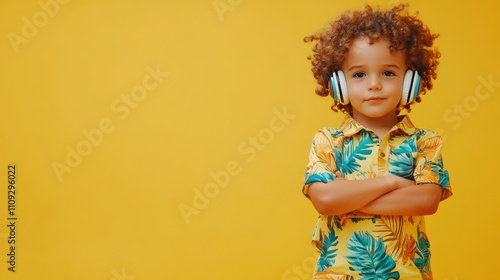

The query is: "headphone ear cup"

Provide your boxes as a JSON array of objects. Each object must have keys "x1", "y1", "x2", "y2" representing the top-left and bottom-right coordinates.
[
  {"x1": 330, "y1": 71, "x2": 349, "y2": 104},
  {"x1": 401, "y1": 70, "x2": 421, "y2": 106}
]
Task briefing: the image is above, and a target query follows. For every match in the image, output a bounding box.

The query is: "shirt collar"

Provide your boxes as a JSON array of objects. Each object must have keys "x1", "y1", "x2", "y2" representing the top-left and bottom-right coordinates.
[{"x1": 339, "y1": 114, "x2": 416, "y2": 137}]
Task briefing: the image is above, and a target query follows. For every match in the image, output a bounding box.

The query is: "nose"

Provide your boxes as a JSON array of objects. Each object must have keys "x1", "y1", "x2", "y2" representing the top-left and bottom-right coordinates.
[{"x1": 367, "y1": 77, "x2": 382, "y2": 91}]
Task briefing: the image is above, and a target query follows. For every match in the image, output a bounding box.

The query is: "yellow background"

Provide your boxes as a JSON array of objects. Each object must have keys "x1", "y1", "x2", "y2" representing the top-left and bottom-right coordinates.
[{"x1": 0, "y1": 0, "x2": 498, "y2": 279}]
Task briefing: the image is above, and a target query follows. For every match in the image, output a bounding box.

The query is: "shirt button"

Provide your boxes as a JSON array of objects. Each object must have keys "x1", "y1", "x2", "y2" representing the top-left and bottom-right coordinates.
[{"x1": 380, "y1": 152, "x2": 386, "y2": 157}]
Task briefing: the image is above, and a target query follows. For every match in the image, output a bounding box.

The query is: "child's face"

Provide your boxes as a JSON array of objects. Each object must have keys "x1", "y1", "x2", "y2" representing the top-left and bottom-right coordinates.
[{"x1": 341, "y1": 36, "x2": 406, "y2": 121}]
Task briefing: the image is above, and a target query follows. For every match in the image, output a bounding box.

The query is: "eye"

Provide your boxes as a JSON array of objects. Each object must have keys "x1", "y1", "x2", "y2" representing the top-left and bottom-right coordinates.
[
  {"x1": 383, "y1": 71, "x2": 396, "y2": 76},
  {"x1": 353, "y1": 72, "x2": 366, "y2": 78}
]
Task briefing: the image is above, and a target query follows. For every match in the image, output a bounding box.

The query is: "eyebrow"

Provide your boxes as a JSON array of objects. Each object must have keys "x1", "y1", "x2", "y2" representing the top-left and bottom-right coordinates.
[{"x1": 346, "y1": 64, "x2": 402, "y2": 71}]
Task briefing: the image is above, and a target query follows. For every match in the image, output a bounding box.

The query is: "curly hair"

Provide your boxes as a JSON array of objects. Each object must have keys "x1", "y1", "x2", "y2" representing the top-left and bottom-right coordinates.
[{"x1": 304, "y1": 4, "x2": 440, "y2": 113}]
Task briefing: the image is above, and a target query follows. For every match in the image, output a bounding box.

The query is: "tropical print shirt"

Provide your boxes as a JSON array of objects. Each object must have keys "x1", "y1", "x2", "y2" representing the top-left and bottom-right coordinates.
[{"x1": 302, "y1": 114, "x2": 452, "y2": 280}]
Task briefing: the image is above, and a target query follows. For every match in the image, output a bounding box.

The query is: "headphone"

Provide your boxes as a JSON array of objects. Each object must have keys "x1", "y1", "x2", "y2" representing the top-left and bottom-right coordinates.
[{"x1": 329, "y1": 70, "x2": 421, "y2": 106}]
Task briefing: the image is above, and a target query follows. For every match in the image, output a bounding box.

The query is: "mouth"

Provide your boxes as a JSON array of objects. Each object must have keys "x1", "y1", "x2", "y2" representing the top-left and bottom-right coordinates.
[{"x1": 366, "y1": 96, "x2": 385, "y2": 101}]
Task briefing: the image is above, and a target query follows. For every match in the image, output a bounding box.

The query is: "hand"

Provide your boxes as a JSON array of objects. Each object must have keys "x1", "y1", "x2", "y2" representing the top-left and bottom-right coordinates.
[{"x1": 335, "y1": 170, "x2": 345, "y2": 180}]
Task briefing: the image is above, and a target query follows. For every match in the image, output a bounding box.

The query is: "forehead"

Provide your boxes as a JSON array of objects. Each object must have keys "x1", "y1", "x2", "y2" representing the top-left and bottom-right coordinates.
[{"x1": 342, "y1": 37, "x2": 406, "y2": 68}]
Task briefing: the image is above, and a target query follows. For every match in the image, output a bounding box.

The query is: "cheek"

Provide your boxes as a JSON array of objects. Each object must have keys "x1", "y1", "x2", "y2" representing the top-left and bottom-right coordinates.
[
  {"x1": 387, "y1": 83, "x2": 403, "y2": 97},
  {"x1": 346, "y1": 82, "x2": 363, "y2": 96}
]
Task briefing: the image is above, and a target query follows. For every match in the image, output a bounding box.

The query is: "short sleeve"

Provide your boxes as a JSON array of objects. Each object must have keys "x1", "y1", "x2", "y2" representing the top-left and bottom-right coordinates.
[
  {"x1": 413, "y1": 131, "x2": 453, "y2": 201},
  {"x1": 302, "y1": 129, "x2": 338, "y2": 197}
]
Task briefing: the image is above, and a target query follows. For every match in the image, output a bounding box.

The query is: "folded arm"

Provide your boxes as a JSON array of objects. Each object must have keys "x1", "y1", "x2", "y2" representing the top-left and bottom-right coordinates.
[
  {"x1": 307, "y1": 172, "x2": 412, "y2": 215},
  {"x1": 307, "y1": 172, "x2": 442, "y2": 216},
  {"x1": 358, "y1": 183, "x2": 443, "y2": 216}
]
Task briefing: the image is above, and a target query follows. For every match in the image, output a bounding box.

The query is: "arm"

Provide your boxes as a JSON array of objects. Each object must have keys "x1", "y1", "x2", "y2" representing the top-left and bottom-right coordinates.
[
  {"x1": 358, "y1": 132, "x2": 450, "y2": 216},
  {"x1": 353, "y1": 132, "x2": 448, "y2": 216},
  {"x1": 307, "y1": 172, "x2": 412, "y2": 215},
  {"x1": 358, "y1": 183, "x2": 443, "y2": 216}
]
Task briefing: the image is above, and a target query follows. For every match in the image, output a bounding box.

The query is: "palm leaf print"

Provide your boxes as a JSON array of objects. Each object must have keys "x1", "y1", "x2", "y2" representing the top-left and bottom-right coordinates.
[
  {"x1": 351, "y1": 217, "x2": 367, "y2": 223},
  {"x1": 388, "y1": 138, "x2": 417, "y2": 180},
  {"x1": 316, "y1": 229, "x2": 339, "y2": 272},
  {"x1": 346, "y1": 231, "x2": 400, "y2": 280},
  {"x1": 336, "y1": 132, "x2": 374, "y2": 175},
  {"x1": 412, "y1": 164, "x2": 427, "y2": 182},
  {"x1": 417, "y1": 135, "x2": 440, "y2": 160},
  {"x1": 373, "y1": 216, "x2": 406, "y2": 263},
  {"x1": 414, "y1": 229, "x2": 431, "y2": 274},
  {"x1": 315, "y1": 133, "x2": 336, "y2": 169},
  {"x1": 403, "y1": 235, "x2": 416, "y2": 265},
  {"x1": 330, "y1": 215, "x2": 344, "y2": 230},
  {"x1": 304, "y1": 173, "x2": 335, "y2": 185},
  {"x1": 438, "y1": 169, "x2": 450, "y2": 187},
  {"x1": 413, "y1": 158, "x2": 450, "y2": 186},
  {"x1": 316, "y1": 144, "x2": 335, "y2": 168},
  {"x1": 329, "y1": 128, "x2": 344, "y2": 138},
  {"x1": 431, "y1": 157, "x2": 450, "y2": 187}
]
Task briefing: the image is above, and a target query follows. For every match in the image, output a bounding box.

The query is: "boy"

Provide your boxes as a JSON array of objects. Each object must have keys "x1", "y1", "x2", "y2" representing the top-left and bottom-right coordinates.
[{"x1": 302, "y1": 4, "x2": 453, "y2": 279}]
